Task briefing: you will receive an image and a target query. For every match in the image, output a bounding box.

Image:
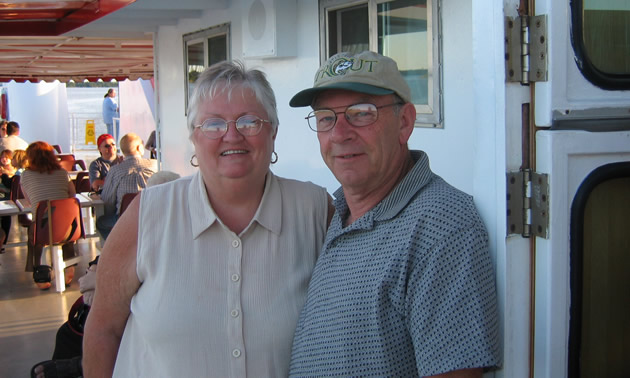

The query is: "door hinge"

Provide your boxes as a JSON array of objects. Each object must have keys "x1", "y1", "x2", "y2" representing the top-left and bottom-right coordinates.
[
  {"x1": 505, "y1": 14, "x2": 548, "y2": 84},
  {"x1": 507, "y1": 169, "x2": 549, "y2": 238}
]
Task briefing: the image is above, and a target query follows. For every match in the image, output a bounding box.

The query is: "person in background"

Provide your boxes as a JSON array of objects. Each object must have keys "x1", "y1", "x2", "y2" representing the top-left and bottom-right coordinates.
[
  {"x1": 83, "y1": 61, "x2": 333, "y2": 377},
  {"x1": 0, "y1": 119, "x2": 7, "y2": 138},
  {"x1": 0, "y1": 149, "x2": 15, "y2": 177},
  {"x1": 145, "y1": 129, "x2": 157, "y2": 159},
  {"x1": 95, "y1": 132, "x2": 153, "y2": 240},
  {"x1": 288, "y1": 51, "x2": 501, "y2": 377},
  {"x1": 102, "y1": 89, "x2": 119, "y2": 139},
  {"x1": 0, "y1": 121, "x2": 28, "y2": 153},
  {"x1": 10, "y1": 149, "x2": 27, "y2": 175},
  {"x1": 0, "y1": 149, "x2": 25, "y2": 250},
  {"x1": 21, "y1": 141, "x2": 78, "y2": 290},
  {"x1": 88, "y1": 134, "x2": 120, "y2": 192}
]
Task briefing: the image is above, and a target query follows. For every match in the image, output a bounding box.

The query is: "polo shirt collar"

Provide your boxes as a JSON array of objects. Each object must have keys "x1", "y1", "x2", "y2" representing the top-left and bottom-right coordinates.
[
  {"x1": 332, "y1": 150, "x2": 434, "y2": 228},
  {"x1": 188, "y1": 171, "x2": 282, "y2": 239}
]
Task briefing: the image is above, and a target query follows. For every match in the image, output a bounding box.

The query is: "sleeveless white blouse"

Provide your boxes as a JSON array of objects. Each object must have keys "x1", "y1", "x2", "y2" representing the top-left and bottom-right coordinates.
[{"x1": 113, "y1": 171, "x2": 329, "y2": 377}]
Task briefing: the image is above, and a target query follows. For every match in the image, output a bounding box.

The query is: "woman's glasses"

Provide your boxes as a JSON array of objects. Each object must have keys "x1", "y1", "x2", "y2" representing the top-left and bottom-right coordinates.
[{"x1": 195, "y1": 115, "x2": 270, "y2": 139}]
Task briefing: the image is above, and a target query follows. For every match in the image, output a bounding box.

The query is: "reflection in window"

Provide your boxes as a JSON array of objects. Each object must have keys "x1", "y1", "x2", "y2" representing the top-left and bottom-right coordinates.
[
  {"x1": 328, "y1": 5, "x2": 369, "y2": 54},
  {"x1": 582, "y1": 1, "x2": 630, "y2": 75},
  {"x1": 183, "y1": 24, "x2": 229, "y2": 113},
  {"x1": 321, "y1": 0, "x2": 441, "y2": 127},
  {"x1": 378, "y1": 0, "x2": 429, "y2": 106}
]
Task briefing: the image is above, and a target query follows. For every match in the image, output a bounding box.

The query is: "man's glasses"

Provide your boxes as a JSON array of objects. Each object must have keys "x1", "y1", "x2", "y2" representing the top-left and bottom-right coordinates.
[
  {"x1": 195, "y1": 115, "x2": 270, "y2": 139},
  {"x1": 306, "y1": 102, "x2": 402, "y2": 132},
  {"x1": 102, "y1": 143, "x2": 116, "y2": 149}
]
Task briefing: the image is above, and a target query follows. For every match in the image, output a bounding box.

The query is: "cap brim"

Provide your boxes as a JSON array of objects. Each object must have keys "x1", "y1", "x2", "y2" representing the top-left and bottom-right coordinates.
[{"x1": 289, "y1": 82, "x2": 394, "y2": 107}]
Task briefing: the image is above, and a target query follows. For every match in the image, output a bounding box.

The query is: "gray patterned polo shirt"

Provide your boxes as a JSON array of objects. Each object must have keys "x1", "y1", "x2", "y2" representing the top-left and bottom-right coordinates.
[{"x1": 290, "y1": 150, "x2": 501, "y2": 377}]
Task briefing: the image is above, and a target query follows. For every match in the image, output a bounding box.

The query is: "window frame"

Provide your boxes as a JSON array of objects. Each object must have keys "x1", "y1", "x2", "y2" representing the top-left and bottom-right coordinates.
[
  {"x1": 319, "y1": 0, "x2": 442, "y2": 127},
  {"x1": 183, "y1": 23, "x2": 230, "y2": 114}
]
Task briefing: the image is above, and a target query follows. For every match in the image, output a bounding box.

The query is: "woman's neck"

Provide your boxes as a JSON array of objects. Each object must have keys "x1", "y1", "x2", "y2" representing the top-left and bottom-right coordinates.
[{"x1": 204, "y1": 175, "x2": 267, "y2": 235}]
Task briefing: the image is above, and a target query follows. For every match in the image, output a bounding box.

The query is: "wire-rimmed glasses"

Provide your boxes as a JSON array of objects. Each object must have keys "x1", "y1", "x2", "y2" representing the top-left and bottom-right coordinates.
[
  {"x1": 195, "y1": 115, "x2": 270, "y2": 139},
  {"x1": 305, "y1": 102, "x2": 402, "y2": 132}
]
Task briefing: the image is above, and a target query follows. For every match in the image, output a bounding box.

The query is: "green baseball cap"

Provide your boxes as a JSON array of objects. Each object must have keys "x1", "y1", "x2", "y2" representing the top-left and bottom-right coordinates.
[{"x1": 289, "y1": 51, "x2": 412, "y2": 107}]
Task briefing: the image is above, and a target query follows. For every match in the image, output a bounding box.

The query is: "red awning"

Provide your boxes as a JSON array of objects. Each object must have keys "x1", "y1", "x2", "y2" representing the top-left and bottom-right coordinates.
[
  {"x1": 0, "y1": 0, "x2": 136, "y2": 37},
  {"x1": 0, "y1": 0, "x2": 153, "y2": 82}
]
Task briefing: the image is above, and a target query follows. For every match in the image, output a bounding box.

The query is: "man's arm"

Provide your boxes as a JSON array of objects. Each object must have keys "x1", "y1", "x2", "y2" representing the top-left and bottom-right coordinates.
[{"x1": 83, "y1": 195, "x2": 142, "y2": 377}]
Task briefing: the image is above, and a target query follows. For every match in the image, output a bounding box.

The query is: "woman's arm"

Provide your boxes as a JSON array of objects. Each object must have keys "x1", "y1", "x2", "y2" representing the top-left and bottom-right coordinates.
[{"x1": 83, "y1": 195, "x2": 142, "y2": 378}]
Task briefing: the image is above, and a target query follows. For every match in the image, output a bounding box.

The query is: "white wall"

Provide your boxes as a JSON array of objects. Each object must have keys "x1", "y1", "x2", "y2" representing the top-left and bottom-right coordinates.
[
  {"x1": 153, "y1": 0, "x2": 501, "y2": 202},
  {"x1": 155, "y1": 1, "x2": 338, "y2": 192},
  {"x1": 7, "y1": 81, "x2": 71, "y2": 152}
]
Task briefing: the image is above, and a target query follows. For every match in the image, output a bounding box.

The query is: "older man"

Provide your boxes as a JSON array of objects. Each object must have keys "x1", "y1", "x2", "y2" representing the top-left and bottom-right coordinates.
[
  {"x1": 288, "y1": 51, "x2": 501, "y2": 377},
  {"x1": 96, "y1": 132, "x2": 153, "y2": 240},
  {"x1": 89, "y1": 133, "x2": 121, "y2": 192}
]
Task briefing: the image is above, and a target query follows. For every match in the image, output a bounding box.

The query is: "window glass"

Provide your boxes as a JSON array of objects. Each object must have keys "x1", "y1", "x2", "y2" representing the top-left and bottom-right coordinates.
[
  {"x1": 378, "y1": 0, "x2": 429, "y2": 106},
  {"x1": 208, "y1": 35, "x2": 228, "y2": 67},
  {"x1": 572, "y1": 0, "x2": 630, "y2": 89},
  {"x1": 582, "y1": 0, "x2": 630, "y2": 75},
  {"x1": 183, "y1": 24, "x2": 230, "y2": 113},
  {"x1": 322, "y1": 0, "x2": 441, "y2": 127},
  {"x1": 186, "y1": 41, "x2": 204, "y2": 100},
  {"x1": 328, "y1": 5, "x2": 369, "y2": 54}
]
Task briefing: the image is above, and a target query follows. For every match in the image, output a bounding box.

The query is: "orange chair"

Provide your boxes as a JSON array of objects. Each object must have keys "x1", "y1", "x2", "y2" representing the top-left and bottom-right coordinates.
[
  {"x1": 33, "y1": 198, "x2": 85, "y2": 292},
  {"x1": 57, "y1": 154, "x2": 87, "y2": 171}
]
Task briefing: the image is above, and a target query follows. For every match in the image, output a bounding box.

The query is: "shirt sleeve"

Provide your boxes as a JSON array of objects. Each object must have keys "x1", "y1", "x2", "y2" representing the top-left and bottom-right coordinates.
[
  {"x1": 406, "y1": 225, "x2": 500, "y2": 376},
  {"x1": 88, "y1": 160, "x2": 100, "y2": 183}
]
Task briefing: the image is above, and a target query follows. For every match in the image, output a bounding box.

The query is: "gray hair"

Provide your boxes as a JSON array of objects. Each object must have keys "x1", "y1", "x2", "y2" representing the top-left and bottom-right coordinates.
[{"x1": 186, "y1": 60, "x2": 279, "y2": 138}]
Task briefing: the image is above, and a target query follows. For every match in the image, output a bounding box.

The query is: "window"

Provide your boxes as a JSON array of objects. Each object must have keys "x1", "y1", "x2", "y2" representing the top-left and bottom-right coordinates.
[
  {"x1": 571, "y1": 0, "x2": 630, "y2": 89},
  {"x1": 183, "y1": 24, "x2": 230, "y2": 113},
  {"x1": 320, "y1": 0, "x2": 441, "y2": 127}
]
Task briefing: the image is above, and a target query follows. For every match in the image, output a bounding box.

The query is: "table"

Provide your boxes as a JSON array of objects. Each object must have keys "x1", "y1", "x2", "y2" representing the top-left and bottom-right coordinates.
[{"x1": 0, "y1": 200, "x2": 20, "y2": 216}]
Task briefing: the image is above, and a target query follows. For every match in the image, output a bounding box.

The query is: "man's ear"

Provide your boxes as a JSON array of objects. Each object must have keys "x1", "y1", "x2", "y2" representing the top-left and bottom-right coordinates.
[{"x1": 398, "y1": 102, "x2": 416, "y2": 145}]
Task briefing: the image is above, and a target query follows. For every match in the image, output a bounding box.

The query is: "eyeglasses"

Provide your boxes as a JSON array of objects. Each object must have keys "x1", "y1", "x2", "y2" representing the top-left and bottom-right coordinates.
[
  {"x1": 195, "y1": 115, "x2": 270, "y2": 139},
  {"x1": 306, "y1": 102, "x2": 402, "y2": 132},
  {"x1": 102, "y1": 143, "x2": 116, "y2": 149}
]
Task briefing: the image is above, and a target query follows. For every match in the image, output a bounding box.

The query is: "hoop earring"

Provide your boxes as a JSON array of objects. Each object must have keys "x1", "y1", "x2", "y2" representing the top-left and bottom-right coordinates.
[
  {"x1": 271, "y1": 151, "x2": 278, "y2": 164},
  {"x1": 190, "y1": 154, "x2": 199, "y2": 167}
]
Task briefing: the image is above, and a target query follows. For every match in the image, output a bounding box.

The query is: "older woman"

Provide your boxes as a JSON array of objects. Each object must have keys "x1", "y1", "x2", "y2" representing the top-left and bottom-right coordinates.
[
  {"x1": 20, "y1": 141, "x2": 78, "y2": 290},
  {"x1": 84, "y1": 61, "x2": 333, "y2": 377}
]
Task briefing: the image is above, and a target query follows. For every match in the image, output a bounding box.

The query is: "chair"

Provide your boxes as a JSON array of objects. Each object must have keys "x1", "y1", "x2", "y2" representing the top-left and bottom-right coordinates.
[
  {"x1": 59, "y1": 159, "x2": 87, "y2": 171},
  {"x1": 9, "y1": 175, "x2": 32, "y2": 228},
  {"x1": 119, "y1": 192, "x2": 139, "y2": 215},
  {"x1": 74, "y1": 171, "x2": 91, "y2": 193},
  {"x1": 33, "y1": 198, "x2": 85, "y2": 292},
  {"x1": 52, "y1": 144, "x2": 62, "y2": 154}
]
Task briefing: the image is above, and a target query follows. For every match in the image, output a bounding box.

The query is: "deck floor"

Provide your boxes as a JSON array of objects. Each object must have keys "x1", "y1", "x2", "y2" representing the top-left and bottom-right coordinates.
[{"x1": 0, "y1": 221, "x2": 99, "y2": 377}]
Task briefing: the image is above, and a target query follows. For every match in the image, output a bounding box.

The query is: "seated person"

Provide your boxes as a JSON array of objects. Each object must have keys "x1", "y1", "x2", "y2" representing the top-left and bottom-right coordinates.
[
  {"x1": 21, "y1": 141, "x2": 78, "y2": 289},
  {"x1": 0, "y1": 149, "x2": 26, "y2": 247},
  {"x1": 30, "y1": 170, "x2": 180, "y2": 378},
  {"x1": 96, "y1": 132, "x2": 154, "y2": 240},
  {"x1": 88, "y1": 134, "x2": 120, "y2": 192},
  {"x1": 11, "y1": 149, "x2": 27, "y2": 175},
  {"x1": 31, "y1": 257, "x2": 99, "y2": 378},
  {"x1": 0, "y1": 149, "x2": 16, "y2": 177}
]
